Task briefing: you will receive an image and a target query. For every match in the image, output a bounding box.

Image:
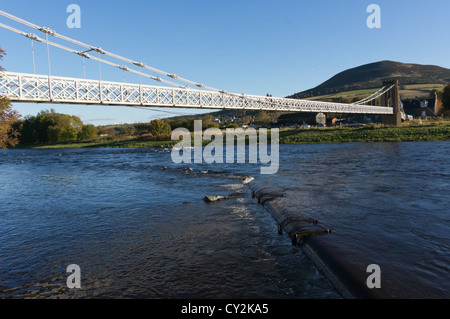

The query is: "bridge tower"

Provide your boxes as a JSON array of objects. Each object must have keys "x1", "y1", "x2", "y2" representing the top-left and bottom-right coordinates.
[{"x1": 381, "y1": 80, "x2": 402, "y2": 126}]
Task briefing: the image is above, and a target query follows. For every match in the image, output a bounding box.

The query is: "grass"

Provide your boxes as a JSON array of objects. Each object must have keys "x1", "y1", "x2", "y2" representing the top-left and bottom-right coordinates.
[
  {"x1": 306, "y1": 88, "x2": 379, "y2": 101},
  {"x1": 15, "y1": 119, "x2": 450, "y2": 149},
  {"x1": 402, "y1": 84, "x2": 445, "y2": 90},
  {"x1": 18, "y1": 139, "x2": 179, "y2": 150},
  {"x1": 279, "y1": 123, "x2": 450, "y2": 144}
]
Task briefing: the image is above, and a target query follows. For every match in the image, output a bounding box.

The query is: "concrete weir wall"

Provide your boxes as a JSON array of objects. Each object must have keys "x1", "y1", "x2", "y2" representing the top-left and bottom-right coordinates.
[{"x1": 250, "y1": 185, "x2": 389, "y2": 299}]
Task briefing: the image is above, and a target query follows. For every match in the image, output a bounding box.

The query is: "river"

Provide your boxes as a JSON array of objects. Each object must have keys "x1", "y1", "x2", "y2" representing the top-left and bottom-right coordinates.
[{"x1": 0, "y1": 142, "x2": 448, "y2": 298}]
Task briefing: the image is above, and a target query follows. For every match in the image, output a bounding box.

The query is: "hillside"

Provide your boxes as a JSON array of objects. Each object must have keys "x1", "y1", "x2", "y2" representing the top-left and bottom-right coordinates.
[
  {"x1": 157, "y1": 60, "x2": 449, "y2": 122},
  {"x1": 289, "y1": 60, "x2": 450, "y2": 99}
]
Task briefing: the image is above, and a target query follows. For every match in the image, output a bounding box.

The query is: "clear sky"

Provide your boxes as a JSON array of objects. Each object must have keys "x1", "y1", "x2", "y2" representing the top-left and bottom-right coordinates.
[{"x1": 1, "y1": 0, "x2": 449, "y2": 125}]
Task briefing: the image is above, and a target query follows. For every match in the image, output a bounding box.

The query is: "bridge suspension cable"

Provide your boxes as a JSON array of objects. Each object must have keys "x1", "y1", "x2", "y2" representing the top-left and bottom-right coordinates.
[
  {"x1": 0, "y1": 22, "x2": 184, "y2": 88},
  {"x1": 0, "y1": 14, "x2": 266, "y2": 106},
  {"x1": 0, "y1": 9, "x2": 396, "y2": 112},
  {"x1": 351, "y1": 84, "x2": 396, "y2": 105},
  {"x1": 350, "y1": 86, "x2": 385, "y2": 105},
  {"x1": 30, "y1": 38, "x2": 36, "y2": 74},
  {"x1": 0, "y1": 10, "x2": 220, "y2": 91},
  {"x1": 0, "y1": 19, "x2": 306, "y2": 109}
]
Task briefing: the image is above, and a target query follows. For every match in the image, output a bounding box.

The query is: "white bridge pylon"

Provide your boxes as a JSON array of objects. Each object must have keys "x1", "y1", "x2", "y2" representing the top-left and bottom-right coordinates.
[{"x1": 0, "y1": 72, "x2": 393, "y2": 114}]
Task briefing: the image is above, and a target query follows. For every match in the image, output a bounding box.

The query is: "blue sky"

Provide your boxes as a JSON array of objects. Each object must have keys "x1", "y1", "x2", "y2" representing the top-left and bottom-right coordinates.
[{"x1": 1, "y1": 0, "x2": 449, "y2": 125}]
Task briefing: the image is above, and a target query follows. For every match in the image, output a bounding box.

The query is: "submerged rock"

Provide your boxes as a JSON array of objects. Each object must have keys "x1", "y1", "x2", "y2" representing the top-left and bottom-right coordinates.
[
  {"x1": 182, "y1": 167, "x2": 194, "y2": 174},
  {"x1": 203, "y1": 196, "x2": 227, "y2": 202},
  {"x1": 228, "y1": 192, "x2": 241, "y2": 197},
  {"x1": 201, "y1": 169, "x2": 225, "y2": 174}
]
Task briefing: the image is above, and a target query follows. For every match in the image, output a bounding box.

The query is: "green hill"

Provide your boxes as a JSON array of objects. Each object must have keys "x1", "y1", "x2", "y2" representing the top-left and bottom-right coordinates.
[
  {"x1": 289, "y1": 60, "x2": 450, "y2": 99},
  {"x1": 157, "y1": 60, "x2": 450, "y2": 122}
]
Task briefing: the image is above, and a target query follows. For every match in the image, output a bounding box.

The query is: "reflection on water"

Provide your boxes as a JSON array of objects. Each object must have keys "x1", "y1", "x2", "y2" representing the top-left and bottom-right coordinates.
[{"x1": 0, "y1": 141, "x2": 449, "y2": 298}]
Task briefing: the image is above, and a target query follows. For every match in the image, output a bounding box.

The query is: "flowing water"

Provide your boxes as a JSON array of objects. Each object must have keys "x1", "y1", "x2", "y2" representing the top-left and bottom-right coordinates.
[{"x1": 0, "y1": 141, "x2": 448, "y2": 298}]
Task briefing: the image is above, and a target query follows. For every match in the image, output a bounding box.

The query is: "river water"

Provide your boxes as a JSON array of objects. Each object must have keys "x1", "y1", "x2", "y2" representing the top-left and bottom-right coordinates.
[{"x1": 0, "y1": 142, "x2": 448, "y2": 299}]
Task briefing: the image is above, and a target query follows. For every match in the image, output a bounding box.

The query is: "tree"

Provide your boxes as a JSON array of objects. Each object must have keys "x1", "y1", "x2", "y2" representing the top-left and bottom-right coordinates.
[
  {"x1": 16, "y1": 110, "x2": 85, "y2": 144},
  {"x1": 97, "y1": 125, "x2": 119, "y2": 138},
  {"x1": 0, "y1": 97, "x2": 20, "y2": 149},
  {"x1": 167, "y1": 118, "x2": 194, "y2": 131},
  {"x1": 119, "y1": 124, "x2": 136, "y2": 136},
  {"x1": 206, "y1": 122, "x2": 220, "y2": 129},
  {"x1": 226, "y1": 123, "x2": 239, "y2": 129},
  {"x1": 78, "y1": 124, "x2": 98, "y2": 141},
  {"x1": 240, "y1": 116, "x2": 253, "y2": 125},
  {"x1": 0, "y1": 48, "x2": 20, "y2": 149},
  {"x1": 202, "y1": 114, "x2": 214, "y2": 129},
  {"x1": 442, "y1": 84, "x2": 450, "y2": 111},
  {"x1": 150, "y1": 119, "x2": 172, "y2": 138},
  {"x1": 36, "y1": 110, "x2": 83, "y2": 143},
  {"x1": 254, "y1": 111, "x2": 272, "y2": 125}
]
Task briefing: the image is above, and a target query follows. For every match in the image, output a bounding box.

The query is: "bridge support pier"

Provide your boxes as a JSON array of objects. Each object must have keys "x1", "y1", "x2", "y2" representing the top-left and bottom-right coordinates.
[{"x1": 381, "y1": 80, "x2": 402, "y2": 126}]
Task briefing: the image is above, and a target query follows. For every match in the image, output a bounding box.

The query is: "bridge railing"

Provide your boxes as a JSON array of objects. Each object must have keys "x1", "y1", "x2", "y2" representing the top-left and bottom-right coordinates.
[{"x1": 0, "y1": 72, "x2": 394, "y2": 114}]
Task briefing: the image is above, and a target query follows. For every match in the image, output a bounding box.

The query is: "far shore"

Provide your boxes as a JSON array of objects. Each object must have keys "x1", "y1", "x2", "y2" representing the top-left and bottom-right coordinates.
[{"x1": 12, "y1": 121, "x2": 450, "y2": 150}]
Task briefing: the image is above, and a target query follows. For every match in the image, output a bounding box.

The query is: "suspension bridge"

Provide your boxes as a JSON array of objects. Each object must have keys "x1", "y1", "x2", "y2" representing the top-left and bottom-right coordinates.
[{"x1": 0, "y1": 10, "x2": 404, "y2": 125}]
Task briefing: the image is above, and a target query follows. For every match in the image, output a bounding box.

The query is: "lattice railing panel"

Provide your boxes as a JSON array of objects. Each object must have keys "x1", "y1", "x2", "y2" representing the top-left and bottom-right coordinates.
[{"x1": 0, "y1": 72, "x2": 394, "y2": 114}]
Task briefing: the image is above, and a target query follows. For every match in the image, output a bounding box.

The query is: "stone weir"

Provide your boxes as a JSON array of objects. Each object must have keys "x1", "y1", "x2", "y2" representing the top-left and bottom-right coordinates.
[{"x1": 249, "y1": 184, "x2": 389, "y2": 299}]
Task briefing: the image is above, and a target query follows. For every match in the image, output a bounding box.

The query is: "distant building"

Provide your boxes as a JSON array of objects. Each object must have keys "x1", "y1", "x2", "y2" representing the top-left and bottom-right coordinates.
[{"x1": 402, "y1": 92, "x2": 439, "y2": 119}]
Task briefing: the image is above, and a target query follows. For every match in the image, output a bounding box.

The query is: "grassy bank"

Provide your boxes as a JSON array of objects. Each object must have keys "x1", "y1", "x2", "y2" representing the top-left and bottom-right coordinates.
[
  {"x1": 279, "y1": 124, "x2": 450, "y2": 144},
  {"x1": 18, "y1": 139, "x2": 179, "y2": 150},
  {"x1": 15, "y1": 122, "x2": 450, "y2": 149}
]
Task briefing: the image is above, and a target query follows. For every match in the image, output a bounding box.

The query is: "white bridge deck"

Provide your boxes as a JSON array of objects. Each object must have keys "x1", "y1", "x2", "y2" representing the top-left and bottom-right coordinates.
[{"x1": 0, "y1": 72, "x2": 393, "y2": 114}]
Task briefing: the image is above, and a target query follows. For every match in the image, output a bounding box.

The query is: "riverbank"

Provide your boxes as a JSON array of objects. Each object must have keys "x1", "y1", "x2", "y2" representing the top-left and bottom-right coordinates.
[
  {"x1": 17, "y1": 139, "x2": 178, "y2": 150},
  {"x1": 14, "y1": 121, "x2": 450, "y2": 149},
  {"x1": 279, "y1": 122, "x2": 450, "y2": 144}
]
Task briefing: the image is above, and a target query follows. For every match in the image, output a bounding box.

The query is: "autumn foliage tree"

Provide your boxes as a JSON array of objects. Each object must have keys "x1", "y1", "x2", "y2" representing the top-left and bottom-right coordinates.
[{"x1": 0, "y1": 48, "x2": 20, "y2": 149}]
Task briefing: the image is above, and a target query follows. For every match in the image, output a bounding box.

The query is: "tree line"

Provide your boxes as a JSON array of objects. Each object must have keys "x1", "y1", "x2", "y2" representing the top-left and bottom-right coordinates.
[{"x1": 12, "y1": 109, "x2": 99, "y2": 145}]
